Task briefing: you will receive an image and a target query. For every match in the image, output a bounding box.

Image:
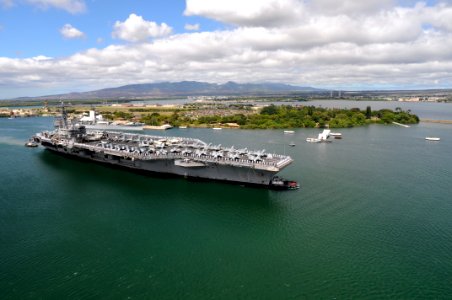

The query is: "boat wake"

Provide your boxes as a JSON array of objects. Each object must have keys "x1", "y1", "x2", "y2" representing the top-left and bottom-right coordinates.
[{"x1": 0, "y1": 136, "x2": 28, "y2": 146}]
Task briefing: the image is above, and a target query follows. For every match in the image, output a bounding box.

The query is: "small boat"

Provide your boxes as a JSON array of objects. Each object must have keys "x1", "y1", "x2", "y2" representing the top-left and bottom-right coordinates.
[
  {"x1": 306, "y1": 137, "x2": 321, "y2": 143},
  {"x1": 179, "y1": 126, "x2": 187, "y2": 129},
  {"x1": 425, "y1": 137, "x2": 440, "y2": 141},
  {"x1": 330, "y1": 132, "x2": 342, "y2": 137},
  {"x1": 289, "y1": 143, "x2": 296, "y2": 147},
  {"x1": 284, "y1": 130, "x2": 294, "y2": 134},
  {"x1": 25, "y1": 139, "x2": 38, "y2": 147},
  {"x1": 143, "y1": 124, "x2": 172, "y2": 130},
  {"x1": 212, "y1": 127, "x2": 222, "y2": 130}
]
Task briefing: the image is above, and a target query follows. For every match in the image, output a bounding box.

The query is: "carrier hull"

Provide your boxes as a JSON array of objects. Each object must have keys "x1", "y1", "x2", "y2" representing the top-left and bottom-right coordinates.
[
  {"x1": 32, "y1": 106, "x2": 297, "y2": 189},
  {"x1": 41, "y1": 142, "x2": 278, "y2": 186}
]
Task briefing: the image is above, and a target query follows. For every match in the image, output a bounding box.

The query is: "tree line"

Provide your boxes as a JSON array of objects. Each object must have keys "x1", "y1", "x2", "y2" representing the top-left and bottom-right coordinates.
[{"x1": 104, "y1": 104, "x2": 420, "y2": 129}]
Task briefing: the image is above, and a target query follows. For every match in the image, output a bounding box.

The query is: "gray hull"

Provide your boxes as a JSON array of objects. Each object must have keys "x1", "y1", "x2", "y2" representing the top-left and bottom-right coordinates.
[{"x1": 42, "y1": 143, "x2": 277, "y2": 186}]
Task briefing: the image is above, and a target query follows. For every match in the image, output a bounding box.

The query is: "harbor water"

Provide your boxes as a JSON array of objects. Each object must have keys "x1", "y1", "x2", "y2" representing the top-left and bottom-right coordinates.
[{"x1": 1, "y1": 103, "x2": 451, "y2": 299}]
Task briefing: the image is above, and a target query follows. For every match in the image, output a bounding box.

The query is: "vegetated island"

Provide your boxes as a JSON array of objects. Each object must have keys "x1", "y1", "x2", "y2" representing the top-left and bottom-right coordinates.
[
  {"x1": 181, "y1": 105, "x2": 419, "y2": 129},
  {"x1": 90, "y1": 104, "x2": 419, "y2": 129},
  {"x1": 1, "y1": 102, "x2": 419, "y2": 129}
]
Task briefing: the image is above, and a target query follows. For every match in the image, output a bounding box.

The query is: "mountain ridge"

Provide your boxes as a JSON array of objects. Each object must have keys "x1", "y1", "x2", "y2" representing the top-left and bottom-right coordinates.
[{"x1": 12, "y1": 81, "x2": 323, "y2": 100}]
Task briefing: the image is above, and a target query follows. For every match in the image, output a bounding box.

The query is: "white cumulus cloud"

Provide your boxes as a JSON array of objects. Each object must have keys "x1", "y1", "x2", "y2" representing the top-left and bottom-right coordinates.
[
  {"x1": 112, "y1": 13, "x2": 172, "y2": 42},
  {"x1": 60, "y1": 24, "x2": 85, "y2": 39}
]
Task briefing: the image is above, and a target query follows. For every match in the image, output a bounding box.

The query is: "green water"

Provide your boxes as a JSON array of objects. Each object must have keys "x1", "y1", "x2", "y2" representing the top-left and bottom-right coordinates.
[{"x1": 1, "y1": 116, "x2": 452, "y2": 299}]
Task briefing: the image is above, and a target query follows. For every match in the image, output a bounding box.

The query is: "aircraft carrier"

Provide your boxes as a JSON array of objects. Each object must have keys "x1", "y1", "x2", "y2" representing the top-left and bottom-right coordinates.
[{"x1": 31, "y1": 107, "x2": 299, "y2": 189}]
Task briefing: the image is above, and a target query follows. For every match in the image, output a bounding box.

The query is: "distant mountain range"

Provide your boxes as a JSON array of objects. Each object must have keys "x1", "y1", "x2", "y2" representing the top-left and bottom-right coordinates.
[{"x1": 14, "y1": 81, "x2": 323, "y2": 101}]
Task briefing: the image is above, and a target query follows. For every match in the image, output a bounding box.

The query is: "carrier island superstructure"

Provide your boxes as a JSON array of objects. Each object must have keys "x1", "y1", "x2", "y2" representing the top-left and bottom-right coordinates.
[{"x1": 31, "y1": 107, "x2": 299, "y2": 189}]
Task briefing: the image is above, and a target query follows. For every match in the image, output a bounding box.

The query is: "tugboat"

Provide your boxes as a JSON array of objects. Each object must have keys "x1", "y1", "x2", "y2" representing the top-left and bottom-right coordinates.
[
  {"x1": 25, "y1": 139, "x2": 38, "y2": 147},
  {"x1": 270, "y1": 176, "x2": 300, "y2": 190}
]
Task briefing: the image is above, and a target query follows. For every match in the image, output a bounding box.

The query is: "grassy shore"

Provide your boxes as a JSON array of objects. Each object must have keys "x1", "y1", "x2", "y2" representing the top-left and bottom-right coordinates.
[{"x1": 2, "y1": 102, "x2": 420, "y2": 129}]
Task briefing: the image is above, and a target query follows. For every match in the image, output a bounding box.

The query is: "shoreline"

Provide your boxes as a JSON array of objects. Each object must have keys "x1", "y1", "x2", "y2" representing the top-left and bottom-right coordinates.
[{"x1": 420, "y1": 119, "x2": 452, "y2": 124}]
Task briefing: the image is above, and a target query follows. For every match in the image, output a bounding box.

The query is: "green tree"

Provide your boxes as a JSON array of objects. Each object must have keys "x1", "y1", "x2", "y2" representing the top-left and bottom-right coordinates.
[
  {"x1": 261, "y1": 104, "x2": 278, "y2": 115},
  {"x1": 140, "y1": 112, "x2": 161, "y2": 125},
  {"x1": 366, "y1": 106, "x2": 372, "y2": 119}
]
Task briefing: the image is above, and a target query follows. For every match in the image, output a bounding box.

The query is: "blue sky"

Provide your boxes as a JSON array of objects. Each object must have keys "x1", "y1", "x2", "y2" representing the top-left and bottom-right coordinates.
[
  {"x1": 1, "y1": 0, "x2": 452, "y2": 98},
  {"x1": 0, "y1": 1, "x2": 222, "y2": 58}
]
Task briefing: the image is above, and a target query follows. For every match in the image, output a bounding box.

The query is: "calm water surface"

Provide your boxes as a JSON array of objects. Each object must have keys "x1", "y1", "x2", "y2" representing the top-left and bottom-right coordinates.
[{"x1": 1, "y1": 107, "x2": 451, "y2": 298}]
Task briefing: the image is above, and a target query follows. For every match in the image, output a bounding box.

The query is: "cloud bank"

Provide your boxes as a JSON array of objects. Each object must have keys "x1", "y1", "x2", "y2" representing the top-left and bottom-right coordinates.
[{"x1": 3, "y1": 0, "x2": 452, "y2": 97}]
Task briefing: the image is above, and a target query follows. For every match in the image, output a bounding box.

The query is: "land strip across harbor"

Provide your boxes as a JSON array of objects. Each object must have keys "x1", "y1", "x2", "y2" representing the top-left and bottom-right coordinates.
[
  {"x1": 420, "y1": 119, "x2": 452, "y2": 124},
  {"x1": 0, "y1": 101, "x2": 421, "y2": 129}
]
